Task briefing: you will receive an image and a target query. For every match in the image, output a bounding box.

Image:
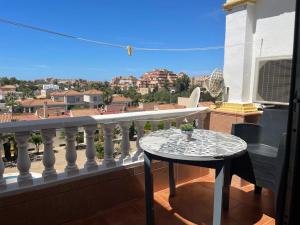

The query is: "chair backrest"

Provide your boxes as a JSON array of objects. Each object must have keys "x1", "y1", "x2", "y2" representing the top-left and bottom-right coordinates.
[
  {"x1": 258, "y1": 108, "x2": 289, "y2": 147},
  {"x1": 186, "y1": 87, "x2": 201, "y2": 108}
]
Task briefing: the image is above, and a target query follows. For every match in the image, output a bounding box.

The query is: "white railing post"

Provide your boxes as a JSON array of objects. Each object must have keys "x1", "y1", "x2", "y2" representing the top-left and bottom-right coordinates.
[
  {"x1": 151, "y1": 121, "x2": 158, "y2": 131},
  {"x1": 15, "y1": 131, "x2": 32, "y2": 185},
  {"x1": 176, "y1": 118, "x2": 184, "y2": 128},
  {"x1": 164, "y1": 120, "x2": 171, "y2": 130},
  {"x1": 103, "y1": 123, "x2": 116, "y2": 167},
  {"x1": 132, "y1": 120, "x2": 146, "y2": 161},
  {"x1": 119, "y1": 121, "x2": 132, "y2": 164},
  {"x1": 64, "y1": 127, "x2": 79, "y2": 175},
  {"x1": 197, "y1": 113, "x2": 207, "y2": 129},
  {"x1": 84, "y1": 125, "x2": 98, "y2": 171},
  {"x1": 0, "y1": 136, "x2": 5, "y2": 186},
  {"x1": 41, "y1": 129, "x2": 57, "y2": 180}
]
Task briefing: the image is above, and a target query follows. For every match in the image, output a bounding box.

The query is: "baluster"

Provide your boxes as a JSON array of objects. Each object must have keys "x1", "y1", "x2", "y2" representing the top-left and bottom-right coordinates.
[
  {"x1": 84, "y1": 125, "x2": 98, "y2": 171},
  {"x1": 151, "y1": 121, "x2": 158, "y2": 131},
  {"x1": 103, "y1": 123, "x2": 116, "y2": 167},
  {"x1": 164, "y1": 120, "x2": 171, "y2": 130},
  {"x1": 41, "y1": 129, "x2": 57, "y2": 180},
  {"x1": 0, "y1": 136, "x2": 5, "y2": 186},
  {"x1": 176, "y1": 118, "x2": 184, "y2": 128},
  {"x1": 15, "y1": 131, "x2": 32, "y2": 185},
  {"x1": 197, "y1": 113, "x2": 207, "y2": 129},
  {"x1": 133, "y1": 121, "x2": 146, "y2": 161},
  {"x1": 64, "y1": 127, "x2": 79, "y2": 175},
  {"x1": 119, "y1": 121, "x2": 132, "y2": 164}
]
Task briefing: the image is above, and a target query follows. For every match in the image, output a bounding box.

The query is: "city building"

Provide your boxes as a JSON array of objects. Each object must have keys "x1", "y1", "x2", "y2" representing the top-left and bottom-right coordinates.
[
  {"x1": 19, "y1": 99, "x2": 66, "y2": 113},
  {"x1": 111, "y1": 76, "x2": 137, "y2": 90},
  {"x1": 137, "y1": 69, "x2": 180, "y2": 90},
  {"x1": 83, "y1": 89, "x2": 104, "y2": 108},
  {"x1": 0, "y1": 85, "x2": 17, "y2": 100},
  {"x1": 40, "y1": 84, "x2": 60, "y2": 98},
  {"x1": 50, "y1": 89, "x2": 104, "y2": 110}
]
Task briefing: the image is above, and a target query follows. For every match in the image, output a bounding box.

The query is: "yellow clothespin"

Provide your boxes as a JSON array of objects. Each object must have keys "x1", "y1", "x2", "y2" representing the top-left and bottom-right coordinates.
[{"x1": 127, "y1": 45, "x2": 132, "y2": 56}]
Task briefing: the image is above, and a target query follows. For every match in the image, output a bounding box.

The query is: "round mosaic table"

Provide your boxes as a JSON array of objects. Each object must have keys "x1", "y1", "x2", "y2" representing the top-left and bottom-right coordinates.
[{"x1": 139, "y1": 128, "x2": 247, "y2": 225}]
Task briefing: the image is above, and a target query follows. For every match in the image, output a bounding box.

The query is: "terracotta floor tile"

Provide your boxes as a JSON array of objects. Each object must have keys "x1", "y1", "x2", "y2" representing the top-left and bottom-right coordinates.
[{"x1": 63, "y1": 176, "x2": 275, "y2": 225}]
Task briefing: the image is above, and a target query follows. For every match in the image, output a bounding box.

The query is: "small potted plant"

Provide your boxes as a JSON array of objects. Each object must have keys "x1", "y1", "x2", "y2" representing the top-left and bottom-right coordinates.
[{"x1": 180, "y1": 123, "x2": 194, "y2": 140}]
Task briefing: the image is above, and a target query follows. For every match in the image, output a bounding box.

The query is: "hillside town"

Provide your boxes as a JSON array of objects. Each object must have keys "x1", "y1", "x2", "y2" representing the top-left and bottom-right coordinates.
[{"x1": 0, "y1": 68, "x2": 214, "y2": 123}]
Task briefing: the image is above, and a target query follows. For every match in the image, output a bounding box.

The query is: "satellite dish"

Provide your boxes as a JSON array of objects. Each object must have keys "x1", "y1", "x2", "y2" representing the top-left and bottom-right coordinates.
[
  {"x1": 207, "y1": 69, "x2": 224, "y2": 98},
  {"x1": 187, "y1": 87, "x2": 201, "y2": 108}
]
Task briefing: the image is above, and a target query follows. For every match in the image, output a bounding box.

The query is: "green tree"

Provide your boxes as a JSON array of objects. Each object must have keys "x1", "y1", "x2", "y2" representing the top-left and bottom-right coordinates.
[
  {"x1": 5, "y1": 92, "x2": 18, "y2": 121},
  {"x1": 29, "y1": 133, "x2": 43, "y2": 153},
  {"x1": 103, "y1": 89, "x2": 113, "y2": 105},
  {"x1": 163, "y1": 79, "x2": 170, "y2": 91},
  {"x1": 175, "y1": 74, "x2": 190, "y2": 92}
]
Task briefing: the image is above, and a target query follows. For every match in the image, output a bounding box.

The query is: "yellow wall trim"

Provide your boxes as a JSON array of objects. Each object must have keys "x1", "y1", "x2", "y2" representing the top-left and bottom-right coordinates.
[
  {"x1": 211, "y1": 102, "x2": 258, "y2": 113},
  {"x1": 223, "y1": 0, "x2": 256, "y2": 10}
]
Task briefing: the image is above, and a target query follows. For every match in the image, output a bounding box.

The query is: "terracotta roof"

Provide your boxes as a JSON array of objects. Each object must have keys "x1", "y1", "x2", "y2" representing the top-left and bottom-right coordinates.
[
  {"x1": 112, "y1": 96, "x2": 132, "y2": 103},
  {"x1": 70, "y1": 108, "x2": 102, "y2": 117},
  {"x1": 0, "y1": 113, "x2": 39, "y2": 123},
  {"x1": 19, "y1": 99, "x2": 66, "y2": 107},
  {"x1": 51, "y1": 90, "x2": 83, "y2": 96},
  {"x1": 83, "y1": 89, "x2": 103, "y2": 95}
]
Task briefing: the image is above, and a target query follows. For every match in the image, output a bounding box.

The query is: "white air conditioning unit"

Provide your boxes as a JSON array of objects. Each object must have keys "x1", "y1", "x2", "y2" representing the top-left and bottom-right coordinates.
[{"x1": 255, "y1": 58, "x2": 292, "y2": 105}]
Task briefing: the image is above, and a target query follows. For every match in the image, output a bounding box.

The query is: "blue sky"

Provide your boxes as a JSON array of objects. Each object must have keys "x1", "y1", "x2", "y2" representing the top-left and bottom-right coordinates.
[{"x1": 0, "y1": 0, "x2": 226, "y2": 81}]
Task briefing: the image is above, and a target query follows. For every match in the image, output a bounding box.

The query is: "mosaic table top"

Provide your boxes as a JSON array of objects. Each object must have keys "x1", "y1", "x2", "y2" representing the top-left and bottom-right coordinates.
[{"x1": 140, "y1": 128, "x2": 247, "y2": 161}]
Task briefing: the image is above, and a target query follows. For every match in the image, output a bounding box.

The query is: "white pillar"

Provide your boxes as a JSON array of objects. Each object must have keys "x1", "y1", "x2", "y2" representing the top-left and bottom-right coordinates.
[
  {"x1": 84, "y1": 125, "x2": 98, "y2": 171},
  {"x1": 0, "y1": 136, "x2": 5, "y2": 186},
  {"x1": 103, "y1": 123, "x2": 116, "y2": 167},
  {"x1": 119, "y1": 121, "x2": 132, "y2": 164},
  {"x1": 132, "y1": 121, "x2": 146, "y2": 161},
  {"x1": 15, "y1": 131, "x2": 32, "y2": 185},
  {"x1": 64, "y1": 127, "x2": 79, "y2": 175},
  {"x1": 223, "y1": 3, "x2": 255, "y2": 102},
  {"x1": 41, "y1": 129, "x2": 57, "y2": 180}
]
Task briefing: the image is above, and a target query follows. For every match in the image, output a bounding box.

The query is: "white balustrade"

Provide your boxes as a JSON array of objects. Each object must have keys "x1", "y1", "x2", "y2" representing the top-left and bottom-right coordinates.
[
  {"x1": 84, "y1": 125, "x2": 98, "y2": 171},
  {"x1": 0, "y1": 137, "x2": 5, "y2": 186},
  {"x1": 133, "y1": 120, "x2": 146, "y2": 161},
  {"x1": 15, "y1": 131, "x2": 32, "y2": 185},
  {"x1": 41, "y1": 129, "x2": 57, "y2": 180},
  {"x1": 119, "y1": 121, "x2": 132, "y2": 164},
  {"x1": 64, "y1": 127, "x2": 79, "y2": 175},
  {"x1": 103, "y1": 123, "x2": 116, "y2": 167},
  {"x1": 0, "y1": 107, "x2": 209, "y2": 192}
]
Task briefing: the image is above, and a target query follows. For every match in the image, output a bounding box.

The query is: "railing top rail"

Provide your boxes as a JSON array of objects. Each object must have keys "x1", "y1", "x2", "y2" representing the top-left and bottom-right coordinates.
[{"x1": 0, "y1": 107, "x2": 209, "y2": 133}]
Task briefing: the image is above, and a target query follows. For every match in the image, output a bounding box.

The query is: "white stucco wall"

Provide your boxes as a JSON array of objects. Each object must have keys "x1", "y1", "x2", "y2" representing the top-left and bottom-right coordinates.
[{"x1": 223, "y1": 0, "x2": 295, "y2": 103}]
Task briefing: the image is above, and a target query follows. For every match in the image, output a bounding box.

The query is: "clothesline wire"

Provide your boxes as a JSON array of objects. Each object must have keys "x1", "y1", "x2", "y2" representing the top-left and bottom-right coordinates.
[{"x1": 0, "y1": 17, "x2": 257, "y2": 52}]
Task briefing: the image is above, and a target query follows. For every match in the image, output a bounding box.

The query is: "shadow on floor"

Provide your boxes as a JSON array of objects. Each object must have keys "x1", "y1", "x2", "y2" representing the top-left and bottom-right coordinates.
[{"x1": 65, "y1": 180, "x2": 275, "y2": 225}]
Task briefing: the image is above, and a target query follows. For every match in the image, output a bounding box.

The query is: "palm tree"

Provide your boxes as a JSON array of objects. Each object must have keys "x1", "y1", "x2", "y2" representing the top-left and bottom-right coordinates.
[{"x1": 4, "y1": 92, "x2": 18, "y2": 121}]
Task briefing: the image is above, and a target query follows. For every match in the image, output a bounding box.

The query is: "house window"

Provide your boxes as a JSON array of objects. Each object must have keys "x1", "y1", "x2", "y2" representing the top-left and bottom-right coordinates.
[
  {"x1": 93, "y1": 96, "x2": 97, "y2": 102},
  {"x1": 255, "y1": 58, "x2": 292, "y2": 104}
]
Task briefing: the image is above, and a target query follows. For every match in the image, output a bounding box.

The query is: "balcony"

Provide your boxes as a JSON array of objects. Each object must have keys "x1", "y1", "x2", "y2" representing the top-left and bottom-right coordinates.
[{"x1": 0, "y1": 107, "x2": 274, "y2": 225}]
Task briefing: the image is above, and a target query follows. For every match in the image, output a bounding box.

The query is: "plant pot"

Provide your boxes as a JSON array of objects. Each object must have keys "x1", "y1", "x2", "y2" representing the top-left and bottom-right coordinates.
[{"x1": 181, "y1": 130, "x2": 193, "y2": 141}]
